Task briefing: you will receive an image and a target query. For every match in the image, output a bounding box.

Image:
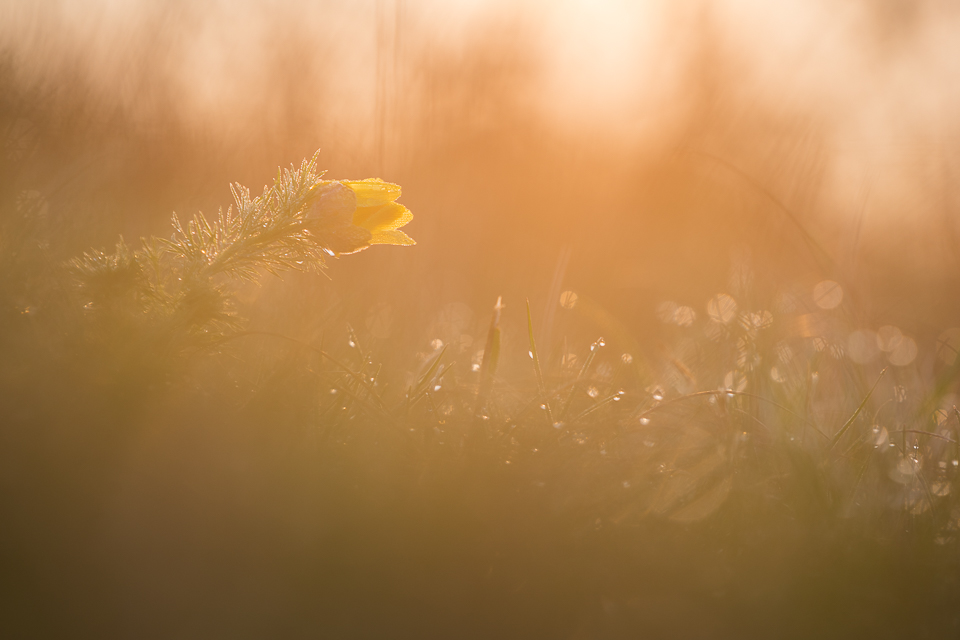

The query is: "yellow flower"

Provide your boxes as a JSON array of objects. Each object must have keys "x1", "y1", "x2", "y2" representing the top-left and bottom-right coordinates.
[{"x1": 304, "y1": 178, "x2": 414, "y2": 256}]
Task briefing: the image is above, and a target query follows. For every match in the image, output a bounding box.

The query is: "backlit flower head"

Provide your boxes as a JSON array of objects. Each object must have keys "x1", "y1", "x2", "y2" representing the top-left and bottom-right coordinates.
[{"x1": 304, "y1": 178, "x2": 414, "y2": 256}]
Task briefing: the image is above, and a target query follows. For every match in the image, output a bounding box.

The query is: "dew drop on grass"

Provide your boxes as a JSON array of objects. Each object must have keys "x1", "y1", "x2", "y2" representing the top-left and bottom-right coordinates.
[
  {"x1": 329, "y1": 388, "x2": 338, "y2": 395},
  {"x1": 871, "y1": 426, "x2": 888, "y2": 448},
  {"x1": 348, "y1": 340, "x2": 356, "y2": 348},
  {"x1": 639, "y1": 417, "x2": 650, "y2": 426},
  {"x1": 674, "y1": 306, "x2": 696, "y2": 326},
  {"x1": 560, "y1": 290, "x2": 578, "y2": 309},
  {"x1": 888, "y1": 337, "x2": 918, "y2": 366},
  {"x1": 587, "y1": 386, "x2": 599, "y2": 399},
  {"x1": 898, "y1": 457, "x2": 921, "y2": 475},
  {"x1": 430, "y1": 338, "x2": 444, "y2": 350},
  {"x1": 652, "y1": 388, "x2": 664, "y2": 401},
  {"x1": 553, "y1": 421, "x2": 564, "y2": 429},
  {"x1": 471, "y1": 363, "x2": 480, "y2": 372},
  {"x1": 813, "y1": 280, "x2": 843, "y2": 309},
  {"x1": 433, "y1": 385, "x2": 441, "y2": 392},
  {"x1": 540, "y1": 403, "x2": 547, "y2": 410},
  {"x1": 612, "y1": 395, "x2": 621, "y2": 402},
  {"x1": 932, "y1": 482, "x2": 952, "y2": 497},
  {"x1": 877, "y1": 325, "x2": 903, "y2": 352},
  {"x1": 936, "y1": 328, "x2": 960, "y2": 365},
  {"x1": 528, "y1": 350, "x2": 534, "y2": 359},
  {"x1": 707, "y1": 293, "x2": 737, "y2": 324}
]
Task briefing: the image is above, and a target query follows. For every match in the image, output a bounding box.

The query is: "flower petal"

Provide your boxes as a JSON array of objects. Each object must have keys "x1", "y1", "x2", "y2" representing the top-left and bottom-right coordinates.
[
  {"x1": 305, "y1": 182, "x2": 356, "y2": 226},
  {"x1": 353, "y1": 202, "x2": 413, "y2": 233},
  {"x1": 343, "y1": 179, "x2": 401, "y2": 207},
  {"x1": 369, "y1": 229, "x2": 415, "y2": 246},
  {"x1": 313, "y1": 225, "x2": 372, "y2": 256}
]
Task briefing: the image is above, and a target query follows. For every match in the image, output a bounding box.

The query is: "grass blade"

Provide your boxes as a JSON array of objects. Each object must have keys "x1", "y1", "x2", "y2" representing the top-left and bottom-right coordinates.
[
  {"x1": 830, "y1": 368, "x2": 886, "y2": 451},
  {"x1": 527, "y1": 298, "x2": 553, "y2": 425},
  {"x1": 474, "y1": 296, "x2": 503, "y2": 421}
]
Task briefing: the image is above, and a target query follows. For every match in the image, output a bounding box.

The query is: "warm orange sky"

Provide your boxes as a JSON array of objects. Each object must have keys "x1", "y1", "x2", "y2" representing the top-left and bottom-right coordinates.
[{"x1": 2, "y1": 0, "x2": 959, "y2": 324}]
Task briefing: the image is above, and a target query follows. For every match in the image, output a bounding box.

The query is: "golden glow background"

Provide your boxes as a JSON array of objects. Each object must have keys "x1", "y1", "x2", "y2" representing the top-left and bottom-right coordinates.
[
  {"x1": 5, "y1": 2, "x2": 960, "y2": 635},
  {"x1": 2, "y1": 0, "x2": 959, "y2": 345}
]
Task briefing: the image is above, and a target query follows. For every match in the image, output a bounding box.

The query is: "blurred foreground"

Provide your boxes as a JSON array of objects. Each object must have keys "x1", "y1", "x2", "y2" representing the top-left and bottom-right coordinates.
[{"x1": 3, "y1": 1, "x2": 960, "y2": 637}]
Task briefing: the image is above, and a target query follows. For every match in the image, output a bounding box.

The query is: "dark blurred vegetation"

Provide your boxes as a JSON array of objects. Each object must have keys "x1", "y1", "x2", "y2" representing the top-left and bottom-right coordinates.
[{"x1": 3, "y1": 0, "x2": 960, "y2": 637}]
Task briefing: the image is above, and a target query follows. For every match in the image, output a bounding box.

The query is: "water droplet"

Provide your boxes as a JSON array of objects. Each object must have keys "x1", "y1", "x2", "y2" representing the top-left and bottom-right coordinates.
[
  {"x1": 932, "y1": 482, "x2": 951, "y2": 497},
  {"x1": 888, "y1": 336, "x2": 918, "y2": 367},
  {"x1": 673, "y1": 306, "x2": 696, "y2": 327},
  {"x1": 560, "y1": 290, "x2": 578, "y2": 309},
  {"x1": 540, "y1": 403, "x2": 547, "y2": 410},
  {"x1": 871, "y1": 426, "x2": 888, "y2": 448},
  {"x1": 471, "y1": 363, "x2": 480, "y2": 372},
  {"x1": 813, "y1": 280, "x2": 843, "y2": 309},
  {"x1": 898, "y1": 457, "x2": 921, "y2": 475},
  {"x1": 652, "y1": 388, "x2": 664, "y2": 401},
  {"x1": 528, "y1": 350, "x2": 534, "y2": 359},
  {"x1": 877, "y1": 325, "x2": 903, "y2": 352},
  {"x1": 329, "y1": 388, "x2": 338, "y2": 395},
  {"x1": 639, "y1": 417, "x2": 650, "y2": 426},
  {"x1": 433, "y1": 385, "x2": 442, "y2": 392},
  {"x1": 622, "y1": 481, "x2": 631, "y2": 488},
  {"x1": 430, "y1": 338, "x2": 444, "y2": 350},
  {"x1": 598, "y1": 339, "x2": 606, "y2": 347},
  {"x1": 348, "y1": 340, "x2": 356, "y2": 348},
  {"x1": 707, "y1": 293, "x2": 737, "y2": 324},
  {"x1": 953, "y1": 460, "x2": 959, "y2": 467},
  {"x1": 553, "y1": 421, "x2": 564, "y2": 429},
  {"x1": 612, "y1": 396, "x2": 621, "y2": 402},
  {"x1": 936, "y1": 328, "x2": 960, "y2": 365},
  {"x1": 587, "y1": 386, "x2": 599, "y2": 399},
  {"x1": 621, "y1": 353, "x2": 633, "y2": 364},
  {"x1": 643, "y1": 440, "x2": 656, "y2": 447}
]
